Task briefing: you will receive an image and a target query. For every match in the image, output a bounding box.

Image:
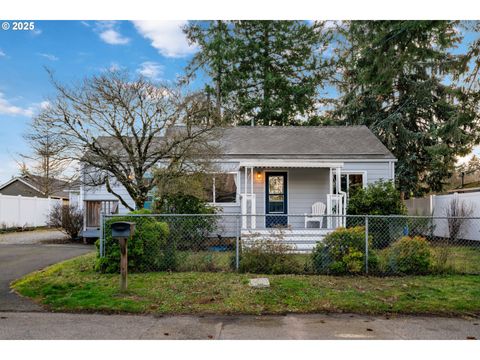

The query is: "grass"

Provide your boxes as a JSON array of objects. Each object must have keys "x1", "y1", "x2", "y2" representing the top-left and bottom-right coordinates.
[
  {"x1": 11, "y1": 252, "x2": 480, "y2": 316},
  {"x1": 431, "y1": 245, "x2": 480, "y2": 274},
  {"x1": 374, "y1": 245, "x2": 480, "y2": 275}
]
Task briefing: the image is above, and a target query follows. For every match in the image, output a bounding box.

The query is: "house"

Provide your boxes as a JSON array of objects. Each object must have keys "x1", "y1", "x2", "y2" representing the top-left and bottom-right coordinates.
[
  {"x1": 79, "y1": 126, "x2": 396, "y2": 248},
  {"x1": 0, "y1": 174, "x2": 70, "y2": 203}
]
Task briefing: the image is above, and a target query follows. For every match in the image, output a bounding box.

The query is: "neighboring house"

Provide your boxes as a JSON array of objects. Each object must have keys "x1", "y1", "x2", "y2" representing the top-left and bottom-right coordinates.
[
  {"x1": 65, "y1": 178, "x2": 82, "y2": 207},
  {"x1": 80, "y1": 126, "x2": 396, "y2": 247},
  {"x1": 0, "y1": 174, "x2": 70, "y2": 203}
]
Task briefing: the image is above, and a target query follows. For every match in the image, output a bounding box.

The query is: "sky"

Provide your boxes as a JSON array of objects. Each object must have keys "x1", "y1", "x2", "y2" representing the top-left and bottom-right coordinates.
[{"x1": 0, "y1": 20, "x2": 478, "y2": 184}]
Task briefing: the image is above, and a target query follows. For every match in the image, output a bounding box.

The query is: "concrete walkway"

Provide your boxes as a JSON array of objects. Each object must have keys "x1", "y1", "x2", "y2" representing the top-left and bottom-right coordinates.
[{"x1": 0, "y1": 312, "x2": 478, "y2": 340}]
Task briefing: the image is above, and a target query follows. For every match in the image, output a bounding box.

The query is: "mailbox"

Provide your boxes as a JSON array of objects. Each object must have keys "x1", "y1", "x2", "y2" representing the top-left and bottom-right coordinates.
[
  {"x1": 111, "y1": 221, "x2": 135, "y2": 292},
  {"x1": 111, "y1": 222, "x2": 135, "y2": 239}
]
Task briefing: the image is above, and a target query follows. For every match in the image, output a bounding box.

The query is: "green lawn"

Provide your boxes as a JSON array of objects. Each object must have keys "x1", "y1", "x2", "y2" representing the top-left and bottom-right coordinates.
[{"x1": 11, "y1": 253, "x2": 480, "y2": 316}]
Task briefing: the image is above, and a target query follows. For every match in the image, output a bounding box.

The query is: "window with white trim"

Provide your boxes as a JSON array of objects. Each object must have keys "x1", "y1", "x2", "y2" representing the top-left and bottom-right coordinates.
[
  {"x1": 203, "y1": 173, "x2": 238, "y2": 204},
  {"x1": 333, "y1": 172, "x2": 365, "y2": 196}
]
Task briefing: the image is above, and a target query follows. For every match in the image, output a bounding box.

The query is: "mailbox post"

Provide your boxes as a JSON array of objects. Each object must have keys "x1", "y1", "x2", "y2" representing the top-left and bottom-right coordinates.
[{"x1": 111, "y1": 222, "x2": 135, "y2": 292}]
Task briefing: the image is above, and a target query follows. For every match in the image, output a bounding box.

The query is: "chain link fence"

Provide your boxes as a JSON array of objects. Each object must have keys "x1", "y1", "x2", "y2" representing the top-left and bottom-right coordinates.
[{"x1": 98, "y1": 214, "x2": 480, "y2": 276}]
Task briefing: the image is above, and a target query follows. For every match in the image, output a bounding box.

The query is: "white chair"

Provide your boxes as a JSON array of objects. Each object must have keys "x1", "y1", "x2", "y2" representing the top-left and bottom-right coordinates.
[{"x1": 305, "y1": 201, "x2": 326, "y2": 228}]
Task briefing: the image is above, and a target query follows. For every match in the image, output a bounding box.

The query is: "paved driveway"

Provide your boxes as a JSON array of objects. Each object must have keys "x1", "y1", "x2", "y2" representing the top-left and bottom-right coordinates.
[
  {"x1": 0, "y1": 229, "x2": 69, "y2": 245},
  {"x1": 0, "y1": 244, "x2": 93, "y2": 311}
]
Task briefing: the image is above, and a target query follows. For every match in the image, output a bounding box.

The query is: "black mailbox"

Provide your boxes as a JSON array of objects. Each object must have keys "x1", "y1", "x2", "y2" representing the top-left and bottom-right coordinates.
[{"x1": 111, "y1": 222, "x2": 135, "y2": 238}]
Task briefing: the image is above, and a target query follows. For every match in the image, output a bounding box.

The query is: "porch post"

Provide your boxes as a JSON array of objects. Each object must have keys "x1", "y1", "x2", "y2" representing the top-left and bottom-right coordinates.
[
  {"x1": 327, "y1": 168, "x2": 333, "y2": 229},
  {"x1": 249, "y1": 167, "x2": 255, "y2": 228},
  {"x1": 336, "y1": 167, "x2": 341, "y2": 227},
  {"x1": 241, "y1": 166, "x2": 247, "y2": 229},
  {"x1": 244, "y1": 166, "x2": 247, "y2": 196},
  {"x1": 335, "y1": 167, "x2": 341, "y2": 195},
  {"x1": 329, "y1": 168, "x2": 333, "y2": 195},
  {"x1": 250, "y1": 167, "x2": 253, "y2": 196}
]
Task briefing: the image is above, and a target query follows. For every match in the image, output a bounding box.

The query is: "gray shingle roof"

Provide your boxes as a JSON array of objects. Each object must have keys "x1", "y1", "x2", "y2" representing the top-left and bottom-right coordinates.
[
  {"x1": 90, "y1": 125, "x2": 395, "y2": 161},
  {"x1": 218, "y1": 126, "x2": 395, "y2": 159},
  {"x1": 0, "y1": 175, "x2": 71, "y2": 199}
]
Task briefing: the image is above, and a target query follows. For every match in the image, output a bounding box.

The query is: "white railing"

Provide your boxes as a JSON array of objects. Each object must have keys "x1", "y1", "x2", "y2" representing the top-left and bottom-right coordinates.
[
  {"x1": 0, "y1": 194, "x2": 62, "y2": 229},
  {"x1": 326, "y1": 192, "x2": 346, "y2": 228},
  {"x1": 240, "y1": 193, "x2": 256, "y2": 229}
]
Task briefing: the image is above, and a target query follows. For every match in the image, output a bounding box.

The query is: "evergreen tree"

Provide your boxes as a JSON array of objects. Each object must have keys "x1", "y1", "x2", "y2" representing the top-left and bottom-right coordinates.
[
  {"x1": 184, "y1": 20, "x2": 333, "y2": 125},
  {"x1": 332, "y1": 20, "x2": 479, "y2": 197},
  {"x1": 183, "y1": 21, "x2": 233, "y2": 121}
]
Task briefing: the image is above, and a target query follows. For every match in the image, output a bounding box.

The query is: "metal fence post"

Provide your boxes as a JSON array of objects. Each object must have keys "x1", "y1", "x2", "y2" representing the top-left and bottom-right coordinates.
[
  {"x1": 235, "y1": 215, "x2": 240, "y2": 271},
  {"x1": 365, "y1": 215, "x2": 369, "y2": 274}
]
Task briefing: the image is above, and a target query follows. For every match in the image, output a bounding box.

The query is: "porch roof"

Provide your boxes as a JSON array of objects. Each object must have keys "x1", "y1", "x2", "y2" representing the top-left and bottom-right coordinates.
[{"x1": 239, "y1": 160, "x2": 343, "y2": 168}]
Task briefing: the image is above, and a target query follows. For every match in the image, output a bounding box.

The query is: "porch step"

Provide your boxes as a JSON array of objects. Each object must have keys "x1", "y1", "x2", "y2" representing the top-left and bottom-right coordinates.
[{"x1": 241, "y1": 228, "x2": 332, "y2": 253}]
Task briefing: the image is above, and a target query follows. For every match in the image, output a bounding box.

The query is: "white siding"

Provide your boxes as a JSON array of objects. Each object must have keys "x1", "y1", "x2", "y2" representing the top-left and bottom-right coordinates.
[
  {"x1": 83, "y1": 181, "x2": 135, "y2": 214},
  {"x1": 342, "y1": 161, "x2": 393, "y2": 184},
  {"x1": 238, "y1": 167, "x2": 330, "y2": 229},
  {"x1": 81, "y1": 160, "x2": 395, "y2": 233},
  {"x1": 211, "y1": 204, "x2": 241, "y2": 237}
]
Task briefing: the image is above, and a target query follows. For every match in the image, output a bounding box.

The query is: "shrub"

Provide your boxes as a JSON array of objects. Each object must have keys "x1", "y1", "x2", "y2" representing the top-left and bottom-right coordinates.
[
  {"x1": 445, "y1": 197, "x2": 474, "y2": 243},
  {"x1": 347, "y1": 181, "x2": 407, "y2": 249},
  {"x1": 239, "y1": 239, "x2": 303, "y2": 274},
  {"x1": 48, "y1": 203, "x2": 83, "y2": 240},
  {"x1": 347, "y1": 180, "x2": 407, "y2": 216},
  {"x1": 95, "y1": 212, "x2": 173, "y2": 273},
  {"x1": 386, "y1": 236, "x2": 432, "y2": 275},
  {"x1": 406, "y1": 216, "x2": 436, "y2": 239},
  {"x1": 312, "y1": 226, "x2": 376, "y2": 275},
  {"x1": 155, "y1": 194, "x2": 218, "y2": 250}
]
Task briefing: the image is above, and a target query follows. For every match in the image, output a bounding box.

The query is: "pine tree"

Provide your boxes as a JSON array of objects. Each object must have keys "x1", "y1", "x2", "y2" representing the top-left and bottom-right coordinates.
[
  {"x1": 184, "y1": 21, "x2": 333, "y2": 125},
  {"x1": 183, "y1": 21, "x2": 233, "y2": 121},
  {"x1": 332, "y1": 20, "x2": 479, "y2": 197}
]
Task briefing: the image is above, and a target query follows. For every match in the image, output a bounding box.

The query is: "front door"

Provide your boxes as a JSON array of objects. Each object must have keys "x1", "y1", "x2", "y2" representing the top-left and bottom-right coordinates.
[{"x1": 265, "y1": 172, "x2": 288, "y2": 228}]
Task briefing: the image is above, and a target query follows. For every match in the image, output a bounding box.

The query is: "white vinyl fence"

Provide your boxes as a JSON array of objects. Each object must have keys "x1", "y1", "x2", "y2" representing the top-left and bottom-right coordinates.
[
  {"x1": 0, "y1": 194, "x2": 62, "y2": 229},
  {"x1": 405, "y1": 192, "x2": 480, "y2": 241}
]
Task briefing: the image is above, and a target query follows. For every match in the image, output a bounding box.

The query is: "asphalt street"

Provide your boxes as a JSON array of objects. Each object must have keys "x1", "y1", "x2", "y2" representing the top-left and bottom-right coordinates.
[{"x1": 0, "y1": 312, "x2": 479, "y2": 339}]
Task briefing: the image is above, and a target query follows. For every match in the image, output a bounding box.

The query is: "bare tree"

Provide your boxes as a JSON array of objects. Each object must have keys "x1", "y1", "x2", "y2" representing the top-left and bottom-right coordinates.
[
  {"x1": 35, "y1": 70, "x2": 221, "y2": 210},
  {"x1": 19, "y1": 113, "x2": 73, "y2": 196},
  {"x1": 445, "y1": 197, "x2": 474, "y2": 243}
]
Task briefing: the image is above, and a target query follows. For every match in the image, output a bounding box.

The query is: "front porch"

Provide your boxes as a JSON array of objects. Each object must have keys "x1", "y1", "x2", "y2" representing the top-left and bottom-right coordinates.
[
  {"x1": 241, "y1": 227, "x2": 333, "y2": 252},
  {"x1": 237, "y1": 161, "x2": 349, "y2": 251}
]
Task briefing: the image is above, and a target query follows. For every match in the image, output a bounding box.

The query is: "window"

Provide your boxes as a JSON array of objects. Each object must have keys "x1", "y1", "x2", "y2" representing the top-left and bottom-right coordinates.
[
  {"x1": 333, "y1": 172, "x2": 365, "y2": 196},
  {"x1": 214, "y1": 173, "x2": 237, "y2": 203},
  {"x1": 203, "y1": 173, "x2": 238, "y2": 204}
]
